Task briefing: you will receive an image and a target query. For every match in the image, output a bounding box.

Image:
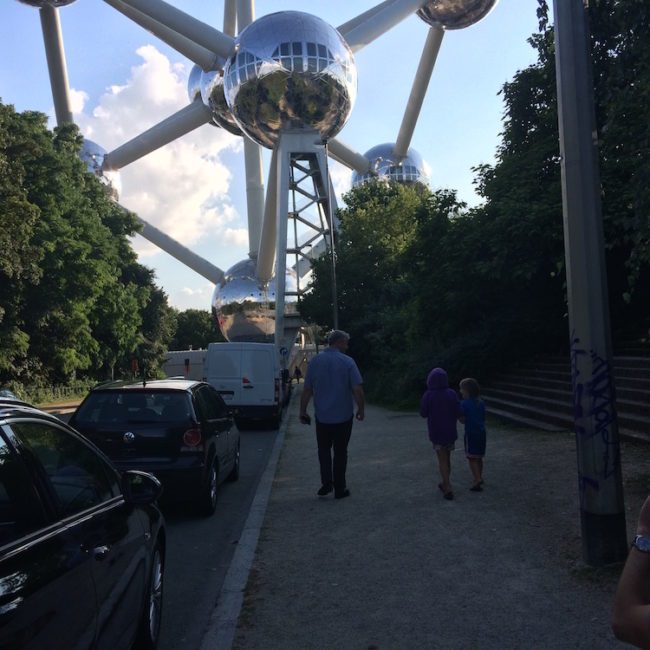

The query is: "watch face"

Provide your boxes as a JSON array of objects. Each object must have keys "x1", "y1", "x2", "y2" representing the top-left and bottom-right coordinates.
[{"x1": 634, "y1": 535, "x2": 650, "y2": 553}]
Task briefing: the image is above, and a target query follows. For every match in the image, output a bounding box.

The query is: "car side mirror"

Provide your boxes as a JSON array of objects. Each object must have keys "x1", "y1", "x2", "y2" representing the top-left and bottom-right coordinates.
[{"x1": 121, "y1": 470, "x2": 163, "y2": 506}]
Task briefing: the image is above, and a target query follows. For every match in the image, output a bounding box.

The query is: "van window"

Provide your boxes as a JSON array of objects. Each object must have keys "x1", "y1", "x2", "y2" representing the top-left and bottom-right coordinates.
[
  {"x1": 241, "y1": 349, "x2": 274, "y2": 383},
  {"x1": 209, "y1": 350, "x2": 239, "y2": 378}
]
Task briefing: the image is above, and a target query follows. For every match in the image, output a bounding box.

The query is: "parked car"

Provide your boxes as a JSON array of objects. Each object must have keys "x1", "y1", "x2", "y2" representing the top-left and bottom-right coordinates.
[
  {"x1": 0, "y1": 397, "x2": 165, "y2": 649},
  {"x1": 69, "y1": 379, "x2": 240, "y2": 516}
]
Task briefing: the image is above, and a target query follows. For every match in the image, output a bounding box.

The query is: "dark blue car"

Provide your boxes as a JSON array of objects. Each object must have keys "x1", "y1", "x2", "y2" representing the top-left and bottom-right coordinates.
[{"x1": 0, "y1": 398, "x2": 165, "y2": 649}]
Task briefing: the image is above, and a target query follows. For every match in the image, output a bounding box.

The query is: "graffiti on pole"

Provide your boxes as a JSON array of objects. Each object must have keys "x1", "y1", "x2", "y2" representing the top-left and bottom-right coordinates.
[{"x1": 570, "y1": 331, "x2": 619, "y2": 505}]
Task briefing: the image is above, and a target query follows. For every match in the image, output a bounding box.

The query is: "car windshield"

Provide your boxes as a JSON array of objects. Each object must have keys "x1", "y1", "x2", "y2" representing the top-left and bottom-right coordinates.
[{"x1": 74, "y1": 391, "x2": 191, "y2": 425}]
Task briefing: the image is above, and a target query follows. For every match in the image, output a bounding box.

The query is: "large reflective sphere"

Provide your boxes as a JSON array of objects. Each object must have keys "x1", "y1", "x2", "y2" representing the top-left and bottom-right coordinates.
[
  {"x1": 417, "y1": 0, "x2": 498, "y2": 30},
  {"x1": 351, "y1": 143, "x2": 429, "y2": 187},
  {"x1": 223, "y1": 11, "x2": 357, "y2": 149},
  {"x1": 212, "y1": 258, "x2": 299, "y2": 342},
  {"x1": 80, "y1": 139, "x2": 121, "y2": 200},
  {"x1": 200, "y1": 70, "x2": 242, "y2": 136},
  {"x1": 187, "y1": 64, "x2": 203, "y2": 103},
  {"x1": 16, "y1": 1, "x2": 76, "y2": 6}
]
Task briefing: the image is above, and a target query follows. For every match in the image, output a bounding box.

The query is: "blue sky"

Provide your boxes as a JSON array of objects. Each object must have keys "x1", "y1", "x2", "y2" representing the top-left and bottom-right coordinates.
[{"x1": 1, "y1": 0, "x2": 545, "y2": 310}]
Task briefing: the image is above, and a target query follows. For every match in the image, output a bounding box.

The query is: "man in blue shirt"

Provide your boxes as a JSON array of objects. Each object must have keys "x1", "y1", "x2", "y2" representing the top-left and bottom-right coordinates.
[{"x1": 299, "y1": 330, "x2": 365, "y2": 499}]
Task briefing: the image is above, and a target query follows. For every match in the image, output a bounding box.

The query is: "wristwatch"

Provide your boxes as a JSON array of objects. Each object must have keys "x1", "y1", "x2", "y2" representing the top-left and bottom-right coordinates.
[{"x1": 633, "y1": 535, "x2": 650, "y2": 552}]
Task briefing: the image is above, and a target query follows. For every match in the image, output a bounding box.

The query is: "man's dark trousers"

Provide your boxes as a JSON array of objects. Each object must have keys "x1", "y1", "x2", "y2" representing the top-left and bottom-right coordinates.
[{"x1": 316, "y1": 418, "x2": 353, "y2": 492}]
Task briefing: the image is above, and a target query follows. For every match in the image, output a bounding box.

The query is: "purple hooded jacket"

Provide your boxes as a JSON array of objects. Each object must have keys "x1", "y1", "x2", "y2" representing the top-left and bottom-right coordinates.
[{"x1": 419, "y1": 368, "x2": 460, "y2": 445}]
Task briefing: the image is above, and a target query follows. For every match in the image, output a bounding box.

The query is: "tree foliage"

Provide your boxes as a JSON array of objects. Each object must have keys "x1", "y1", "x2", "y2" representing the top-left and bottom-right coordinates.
[
  {"x1": 0, "y1": 103, "x2": 175, "y2": 386},
  {"x1": 302, "y1": 1, "x2": 650, "y2": 406},
  {"x1": 170, "y1": 309, "x2": 224, "y2": 350}
]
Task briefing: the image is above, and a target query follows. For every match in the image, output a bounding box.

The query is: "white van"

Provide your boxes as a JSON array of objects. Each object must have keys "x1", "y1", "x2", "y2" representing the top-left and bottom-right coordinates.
[
  {"x1": 162, "y1": 349, "x2": 207, "y2": 381},
  {"x1": 205, "y1": 342, "x2": 290, "y2": 426}
]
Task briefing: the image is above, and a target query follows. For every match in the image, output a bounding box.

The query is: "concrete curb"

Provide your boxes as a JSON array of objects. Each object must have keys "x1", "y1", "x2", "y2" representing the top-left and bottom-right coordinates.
[{"x1": 199, "y1": 403, "x2": 291, "y2": 650}]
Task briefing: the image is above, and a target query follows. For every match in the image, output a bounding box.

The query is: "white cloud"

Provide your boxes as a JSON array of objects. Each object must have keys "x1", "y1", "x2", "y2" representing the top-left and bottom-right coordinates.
[
  {"x1": 73, "y1": 45, "x2": 245, "y2": 255},
  {"x1": 171, "y1": 284, "x2": 215, "y2": 310},
  {"x1": 69, "y1": 88, "x2": 89, "y2": 115},
  {"x1": 223, "y1": 228, "x2": 249, "y2": 247}
]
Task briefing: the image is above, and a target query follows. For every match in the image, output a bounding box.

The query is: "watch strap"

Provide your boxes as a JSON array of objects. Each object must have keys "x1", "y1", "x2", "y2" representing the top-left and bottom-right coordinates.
[{"x1": 633, "y1": 534, "x2": 650, "y2": 553}]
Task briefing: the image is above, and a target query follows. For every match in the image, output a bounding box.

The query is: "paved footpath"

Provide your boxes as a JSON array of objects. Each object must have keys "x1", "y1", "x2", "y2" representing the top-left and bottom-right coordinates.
[{"x1": 231, "y1": 388, "x2": 650, "y2": 650}]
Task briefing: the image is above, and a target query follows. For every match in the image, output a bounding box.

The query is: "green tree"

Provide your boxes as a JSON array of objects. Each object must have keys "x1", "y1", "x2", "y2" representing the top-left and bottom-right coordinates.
[
  {"x1": 0, "y1": 102, "x2": 175, "y2": 386},
  {"x1": 170, "y1": 309, "x2": 223, "y2": 350}
]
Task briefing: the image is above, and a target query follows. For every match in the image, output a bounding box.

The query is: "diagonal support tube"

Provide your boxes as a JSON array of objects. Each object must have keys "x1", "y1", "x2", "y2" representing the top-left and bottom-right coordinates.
[
  {"x1": 337, "y1": 0, "x2": 398, "y2": 38},
  {"x1": 106, "y1": 0, "x2": 221, "y2": 71},
  {"x1": 103, "y1": 101, "x2": 212, "y2": 171},
  {"x1": 327, "y1": 138, "x2": 371, "y2": 174},
  {"x1": 223, "y1": 0, "x2": 237, "y2": 36},
  {"x1": 103, "y1": 0, "x2": 236, "y2": 60},
  {"x1": 394, "y1": 26, "x2": 444, "y2": 158},
  {"x1": 343, "y1": 0, "x2": 428, "y2": 54},
  {"x1": 244, "y1": 138, "x2": 265, "y2": 257},
  {"x1": 236, "y1": 0, "x2": 254, "y2": 29},
  {"x1": 256, "y1": 146, "x2": 278, "y2": 283},
  {"x1": 134, "y1": 213, "x2": 225, "y2": 284},
  {"x1": 39, "y1": 6, "x2": 73, "y2": 125}
]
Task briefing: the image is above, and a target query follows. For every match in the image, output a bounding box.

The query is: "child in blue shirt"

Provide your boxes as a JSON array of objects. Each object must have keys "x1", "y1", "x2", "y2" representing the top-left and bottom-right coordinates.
[{"x1": 459, "y1": 377, "x2": 486, "y2": 492}]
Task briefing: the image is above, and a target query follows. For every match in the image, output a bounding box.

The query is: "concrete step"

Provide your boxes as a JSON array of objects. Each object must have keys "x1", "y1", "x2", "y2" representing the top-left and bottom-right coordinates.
[
  {"x1": 489, "y1": 380, "x2": 650, "y2": 404},
  {"x1": 485, "y1": 393, "x2": 650, "y2": 434},
  {"x1": 484, "y1": 390, "x2": 573, "y2": 417},
  {"x1": 486, "y1": 386, "x2": 650, "y2": 418},
  {"x1": 487, "y1": 407, "x2": 567, "y2": 432},
  {"x1": 484, "y1": 396, "x2": 574, "y2": 430}
]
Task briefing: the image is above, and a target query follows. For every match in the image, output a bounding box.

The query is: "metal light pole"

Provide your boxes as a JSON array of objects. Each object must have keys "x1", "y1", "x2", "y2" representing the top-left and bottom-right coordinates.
[{"x1": 553, "y1": 0, "x2": 627, "y2": 565}]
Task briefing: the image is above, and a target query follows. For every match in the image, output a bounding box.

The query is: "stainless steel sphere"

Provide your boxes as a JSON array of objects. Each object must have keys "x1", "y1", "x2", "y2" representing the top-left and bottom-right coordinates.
[
  {"x1": 212, "y1": 258, "x2": 299, "y2": 342},
  {"x1": 223, "y1": 11, "x2": 357, "y2": 149},
  {"x1": 417, "y1": 0, "x2": 498, "y2": 30},
  {"x1": 187, "y1": 64, "x2": 203, "y2": 103},
  {"x1": 352, "y1": 143, "x2": 429, "y2": 187},
  {"x1": 79, "y1": 139, "x2": 121, "y2": 200},
  {"x1": 16, "y1": 0, "x2": 76, "y2": 6},
  {"x1": 200, "y1": 70, "x2": 242, "y2": 136}
]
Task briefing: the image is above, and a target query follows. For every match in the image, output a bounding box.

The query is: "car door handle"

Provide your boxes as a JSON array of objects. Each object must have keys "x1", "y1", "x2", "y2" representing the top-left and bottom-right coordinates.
[
  {"x1": 93, "y1": 545, "x2": 111, "y2": 561},
  {"x1": 243, "y1": 385, "x2": 254, "y2": 389}
]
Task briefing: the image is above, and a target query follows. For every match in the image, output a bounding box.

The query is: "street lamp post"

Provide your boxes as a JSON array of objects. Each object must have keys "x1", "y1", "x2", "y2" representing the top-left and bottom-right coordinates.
[{"x1": 552, "y1": 0, "x2": 627, "y2": 565}]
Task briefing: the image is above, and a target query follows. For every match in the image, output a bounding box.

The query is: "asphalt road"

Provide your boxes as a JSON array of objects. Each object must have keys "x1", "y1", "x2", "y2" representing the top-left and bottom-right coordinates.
[{"x1": 157, "y1": 427, "x2": 279, "y2": 649}]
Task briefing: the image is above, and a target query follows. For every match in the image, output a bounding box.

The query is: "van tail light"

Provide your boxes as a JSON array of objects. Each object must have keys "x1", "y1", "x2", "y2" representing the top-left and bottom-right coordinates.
[
  {"x1": 242, "y1": 376, "x2": 251, "y2": 385},
  {"x1": 182, "y1": 427, "x2": 202, "y2": 448},
  {"x1": 274, "y1": 378, "x2": 280, "y2": 403}
]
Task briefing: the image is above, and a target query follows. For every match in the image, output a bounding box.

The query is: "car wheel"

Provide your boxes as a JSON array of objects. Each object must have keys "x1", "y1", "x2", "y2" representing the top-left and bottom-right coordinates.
[
  {"x1": 199, "y1": 459, "x2": 219, "y2": 516},
  {"x1": 135, "y1": 543, "x2": 164, "y2": 649},
  {"x1": 226, "y1": 441, "x2": 240, "y2": 482}
]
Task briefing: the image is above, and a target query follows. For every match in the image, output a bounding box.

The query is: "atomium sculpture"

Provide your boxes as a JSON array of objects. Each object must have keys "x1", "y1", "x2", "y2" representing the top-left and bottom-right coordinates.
[
  {"x1": 352, "y1": 143, "x2": 429, "y2": 187},
  {"x1": 16, "y1": 0, "x2": 499, "y2": 357}
]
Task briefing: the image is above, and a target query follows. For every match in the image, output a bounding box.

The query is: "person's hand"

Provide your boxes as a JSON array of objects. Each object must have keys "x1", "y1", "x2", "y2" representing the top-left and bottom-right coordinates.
[
  {"x1": 299, "y1": 413, "x2": 311, "y2": 425},
  {"x1": 355, "y1": 409, "x2": 364, "y2": 421},
  {"x1": 637, "y1": 495, "x2": 650, "y2": 536}
]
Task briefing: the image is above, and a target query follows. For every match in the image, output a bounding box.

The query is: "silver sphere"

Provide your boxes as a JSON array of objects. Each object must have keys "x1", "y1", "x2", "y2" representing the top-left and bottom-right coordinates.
[
  {"x1": 417, "y1": 0, "x2": 498, "y2": 30},
  {"x1": 352, "y1": 143, "x2": 429, "y2": 187},
  {"x1": 223, "y1": 11, "x2": 357, "y2": 149},
  {"x1": 79, "y1": 139, "x2": 121, "y2": 200},
  {"x1": 187, "y1": 64, "x2": 203, "y2": 103},
  {"x1": 212, "y1": 258, "x2": 299, "y2": 342},
  {"x1": 16, "y1": 0, "x2": 76, "y2": 6},
  {"x1": 200, "y1": 70, "x2": 242, "y2": 136}
]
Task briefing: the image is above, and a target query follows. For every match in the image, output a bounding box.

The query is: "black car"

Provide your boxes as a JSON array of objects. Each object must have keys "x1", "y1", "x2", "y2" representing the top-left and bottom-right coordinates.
[
  {"x1": 0, "y1": 398, "x2": 165, "y2": 649},
  {"x1": 70, "y1": 379, "x2": 240, "y2": 516}
]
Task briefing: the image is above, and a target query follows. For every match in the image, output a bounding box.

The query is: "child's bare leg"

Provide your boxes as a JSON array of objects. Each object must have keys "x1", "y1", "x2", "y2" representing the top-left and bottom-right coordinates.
[
  {"x1": 437, "y1": 449, "x2": 451, "y2": 491},
  {"x1": 478, "y1": 458, "x2": 484, "y2": 482},
  {"x1": 468, "y1": 458, "x2": 482, "y2": 486}
]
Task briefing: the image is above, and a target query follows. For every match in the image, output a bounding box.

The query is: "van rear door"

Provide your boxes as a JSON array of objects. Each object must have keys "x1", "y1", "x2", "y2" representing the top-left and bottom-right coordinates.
[
  {"x1": 207, "y1": 346, "x2": 241, "y2": 405},
  {"x1": 239, "y1": 347, "x2": 276, "y2": 408}
]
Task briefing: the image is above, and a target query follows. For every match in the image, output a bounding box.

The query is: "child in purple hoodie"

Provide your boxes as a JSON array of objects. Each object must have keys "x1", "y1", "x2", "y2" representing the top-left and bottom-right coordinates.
[{"x1": 420, "y1": 367, "x2": 461, "y2": 500}]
